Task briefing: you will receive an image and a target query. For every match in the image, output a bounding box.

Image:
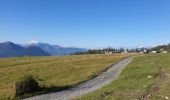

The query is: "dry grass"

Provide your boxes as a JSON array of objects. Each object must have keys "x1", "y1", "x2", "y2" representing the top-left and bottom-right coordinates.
[{"x1": 0, "y1": 54, "x2": 130, "y2": 99}]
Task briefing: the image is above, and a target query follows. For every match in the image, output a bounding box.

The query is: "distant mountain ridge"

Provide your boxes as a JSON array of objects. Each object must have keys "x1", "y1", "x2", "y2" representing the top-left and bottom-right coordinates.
[
  {"x1": 27, "y1": 43, "x2": 87, "y2": 56},
  {"x1": 0, "y1": 41, "x2": 87, "y2": 58},
  {"x1": 0, "y1": 41, "x2": 50, "y2": 58}
]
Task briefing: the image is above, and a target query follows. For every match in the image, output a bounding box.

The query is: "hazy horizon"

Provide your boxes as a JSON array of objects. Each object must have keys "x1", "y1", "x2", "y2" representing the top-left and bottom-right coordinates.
[{"x1": 0, "y1": 40, "x2": 169, "y2": 50}]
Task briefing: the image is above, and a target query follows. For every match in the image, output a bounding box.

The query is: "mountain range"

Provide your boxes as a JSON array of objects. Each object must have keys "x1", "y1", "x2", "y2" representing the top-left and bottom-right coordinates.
[
  {"x1": 0, "y1": 41, "x2": 87, "y2": 58},
  {"x1": 26, "y1": 43, "x2": 87, "y2": 56}
]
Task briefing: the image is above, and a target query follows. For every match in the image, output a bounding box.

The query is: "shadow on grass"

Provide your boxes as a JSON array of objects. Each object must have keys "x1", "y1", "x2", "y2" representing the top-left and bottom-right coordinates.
[
  {"x1": 17, "y1": 85, "x2": 72, "y2": 99},
  {"x1": 19, "y1": 73, "x2": 104, "y2": 99},
  {"x1": 37, "y1": 85, "x2": 72, "y2": 94}
]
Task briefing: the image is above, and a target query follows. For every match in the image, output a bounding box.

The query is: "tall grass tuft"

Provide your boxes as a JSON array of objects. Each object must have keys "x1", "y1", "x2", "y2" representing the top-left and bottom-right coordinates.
[{"x1": 14, "y1": 75, "x2": 39, "y2": 97}]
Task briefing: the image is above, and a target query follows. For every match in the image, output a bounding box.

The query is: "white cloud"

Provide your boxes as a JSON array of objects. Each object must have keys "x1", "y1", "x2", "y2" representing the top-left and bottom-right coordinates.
[
  {"x1": 137, "y1": 45, "x2": 144, "y2": 48},
  {"x1": 28, "y1": 40, "x2": 39, "y2": 44}
]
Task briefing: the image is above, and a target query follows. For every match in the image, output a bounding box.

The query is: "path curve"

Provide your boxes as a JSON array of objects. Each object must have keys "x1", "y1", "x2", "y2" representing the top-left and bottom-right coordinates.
[{"x1": 24, "y1": 57, "x2": 133, "y2": 100}]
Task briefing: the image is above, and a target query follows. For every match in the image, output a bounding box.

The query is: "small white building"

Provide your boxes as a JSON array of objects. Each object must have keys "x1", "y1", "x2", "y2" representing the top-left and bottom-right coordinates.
[
  {"x1": 162, "y1": 51, "x2": 168, "y2": 53},
  {"x1": 121, "y1": 51, "x2": 128, "y2": 54},
  {"x1": 139, "y1": 51, "x2": 144, "y2": 54},
  {"x1": 124, "y1": 50, "x2": 128, "y2": 54},
  {"x1": 104, "y1": 51, "x2": 113, "y2": 55},
  {"x1": 143, "y1": 50, "x2": 147, "y2": 53},
  {"x1": 151, "y1": 51, "x2": 157, "y2": 53}
]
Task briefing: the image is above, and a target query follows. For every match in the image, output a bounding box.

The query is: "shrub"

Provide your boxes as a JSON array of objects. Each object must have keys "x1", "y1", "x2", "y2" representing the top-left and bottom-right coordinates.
[{"x1": 14, "y1": 75, "x2": 39, "y2": 96}]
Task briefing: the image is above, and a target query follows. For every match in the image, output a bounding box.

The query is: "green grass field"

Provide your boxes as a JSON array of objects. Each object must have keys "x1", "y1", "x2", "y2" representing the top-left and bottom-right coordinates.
[
  {"x1": 76, "y1": 53, "x2": 170, "y2": 100},
  {"x1": 0, "y1": 54, "x2": 129, "y2": 100}
]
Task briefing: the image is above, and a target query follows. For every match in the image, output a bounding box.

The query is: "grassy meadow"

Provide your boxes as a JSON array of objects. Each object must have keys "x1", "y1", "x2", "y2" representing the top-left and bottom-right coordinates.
[
  {"x1": 76, "y1": 53, "x2": 170, "y2": 100},
  {"x1": 0, "y1": 54, "x2": 130, "y2": 100}
]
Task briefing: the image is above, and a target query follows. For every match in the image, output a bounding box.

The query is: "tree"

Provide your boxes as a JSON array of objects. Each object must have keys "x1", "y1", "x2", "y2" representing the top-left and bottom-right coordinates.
[{"x1": 168, "y1": 43, "x2": 170, "y2": 52}]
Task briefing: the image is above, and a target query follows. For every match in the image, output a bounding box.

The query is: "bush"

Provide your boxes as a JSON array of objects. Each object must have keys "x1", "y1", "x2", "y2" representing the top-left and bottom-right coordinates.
[{"x1": 14, "y1": 75, "x2": 39, "y2": 96}]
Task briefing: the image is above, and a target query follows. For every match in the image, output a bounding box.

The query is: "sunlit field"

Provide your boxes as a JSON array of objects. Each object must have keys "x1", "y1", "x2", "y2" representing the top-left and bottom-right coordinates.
[
  {"x1": 76, "y1": 53, "x2": 170, "y2": 100},
  {"x1": 0, "y1": 54, "x2": 131, "y2": 99}
]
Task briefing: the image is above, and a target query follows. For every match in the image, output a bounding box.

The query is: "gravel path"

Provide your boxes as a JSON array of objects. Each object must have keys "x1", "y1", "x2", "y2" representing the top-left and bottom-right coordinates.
[{"x1": 24, "y1": 57, "x2": 133, "y2": 100}]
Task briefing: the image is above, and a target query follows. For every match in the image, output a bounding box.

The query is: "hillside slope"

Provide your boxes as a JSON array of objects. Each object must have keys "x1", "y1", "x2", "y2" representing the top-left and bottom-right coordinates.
[{"x1": 27, "y1": 43, "x2": 87, "y2": 56}]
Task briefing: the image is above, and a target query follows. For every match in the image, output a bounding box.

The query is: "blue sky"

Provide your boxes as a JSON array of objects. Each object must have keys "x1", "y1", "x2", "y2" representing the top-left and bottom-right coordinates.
[{"x1": 0, "y1": 0, "x2": 170, "y2": 48}]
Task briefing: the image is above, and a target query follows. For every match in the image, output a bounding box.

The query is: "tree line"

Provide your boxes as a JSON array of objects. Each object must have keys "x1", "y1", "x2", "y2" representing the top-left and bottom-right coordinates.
[
  {"x1": 150, "y1": 44, "x2": 170, "y2": 53},
  {"x1": 73, "y1": 47, "x2": 146, "y2": 55},
  {"x1": 73, "y1": 43, "x2": 170, "y2": 55}
]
